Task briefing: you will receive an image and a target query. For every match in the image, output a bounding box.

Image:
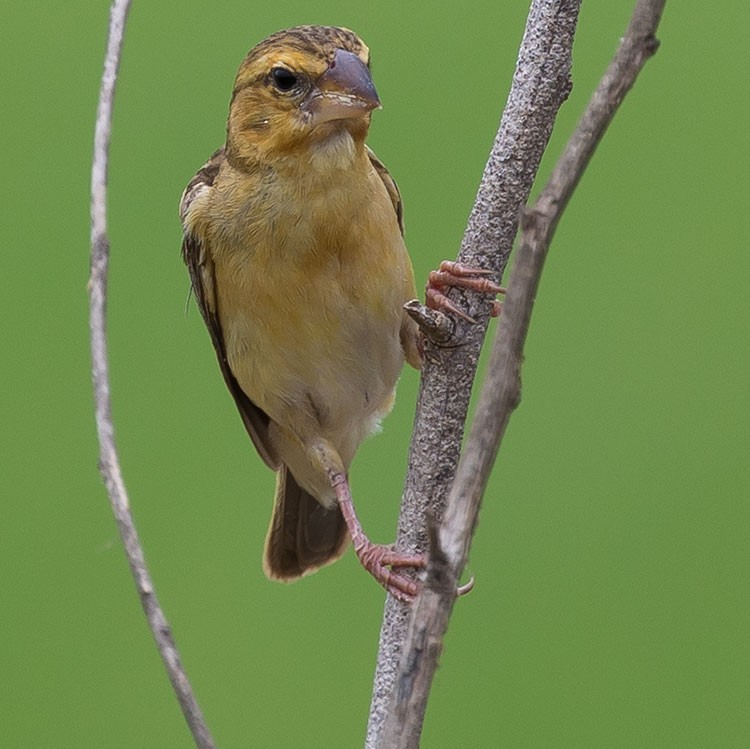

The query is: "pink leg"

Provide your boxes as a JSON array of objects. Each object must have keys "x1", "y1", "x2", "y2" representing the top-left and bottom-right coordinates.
[
  {"x1": 426, "y1": 260, "x2": 505, "y2": 323},
  {"x1": 330, "y1": 473, "x2": 425, "y2": 601}
]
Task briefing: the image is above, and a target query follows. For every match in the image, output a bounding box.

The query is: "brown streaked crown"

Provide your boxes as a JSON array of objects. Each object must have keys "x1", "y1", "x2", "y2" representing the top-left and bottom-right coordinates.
[{"x1": 232, "y1": 26, "x2": 370, "y2": 101}]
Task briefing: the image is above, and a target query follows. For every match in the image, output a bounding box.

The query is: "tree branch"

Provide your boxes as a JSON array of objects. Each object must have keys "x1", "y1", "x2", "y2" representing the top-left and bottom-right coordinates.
[
  {"x1": 373, "y1": 1, "x2": 666, "y2": 746},
  {"x1": 88, "y1": 2, "x2": 216, "y2": 747},
  {"x1": 367, "y1": 2, "x2": 581, "y2": 746}
]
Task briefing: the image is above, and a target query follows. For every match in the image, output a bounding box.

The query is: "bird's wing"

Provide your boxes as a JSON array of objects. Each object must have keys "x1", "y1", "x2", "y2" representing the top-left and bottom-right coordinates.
[
  {"x1": 366, "y1": 145, "x2": 404, "y2": 236},
  {"x1": 180, "y1": 147, "x2": 279, "y2": 469},
  {"x1": 365, "y1": 146, "x2": 422, "y2": 369}
]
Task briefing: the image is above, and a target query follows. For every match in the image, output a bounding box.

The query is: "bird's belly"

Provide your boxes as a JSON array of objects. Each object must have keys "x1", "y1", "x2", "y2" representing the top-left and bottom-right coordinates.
[{"x1": 222, "y1": 273, "x2": 405, "y2": 460}]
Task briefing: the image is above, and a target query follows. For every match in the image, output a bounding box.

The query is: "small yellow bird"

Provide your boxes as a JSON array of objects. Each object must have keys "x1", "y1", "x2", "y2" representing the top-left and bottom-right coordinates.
[{"x1": 180, "y1": 25, "x2": 499, "y2": 599}]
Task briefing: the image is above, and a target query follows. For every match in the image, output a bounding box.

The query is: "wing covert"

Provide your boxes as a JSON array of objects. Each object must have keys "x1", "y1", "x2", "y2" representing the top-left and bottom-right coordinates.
[
  {"x1": 366, "y1": 146, "x2": 404, "y2": 235},
  {"x1": 180, "y1": 147, "x2": 279, "y2": 469}
]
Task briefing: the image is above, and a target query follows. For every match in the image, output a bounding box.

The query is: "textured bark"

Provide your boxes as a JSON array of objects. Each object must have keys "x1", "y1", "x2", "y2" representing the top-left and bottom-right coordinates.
[
  {"x1": 367, "y1": 2, "x2": 581, "y2": 746},
  {"x1": 369, "y1": 1, "x2": 666, "y2": 747}
]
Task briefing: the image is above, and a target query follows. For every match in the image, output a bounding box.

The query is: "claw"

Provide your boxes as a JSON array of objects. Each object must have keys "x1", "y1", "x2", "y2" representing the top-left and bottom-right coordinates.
[
  {"x1": 357, "y1": 541, "x2": 426, "y2": 601},
  {"x1": 426, "y1": 286, "x2": 477, "y2": 323},
  {"x1": 457, "y1": 576, "x2": 475, "y2": 596},
  {"x1": 426, "y1": 260, "x2": 505, "y2": 322}
]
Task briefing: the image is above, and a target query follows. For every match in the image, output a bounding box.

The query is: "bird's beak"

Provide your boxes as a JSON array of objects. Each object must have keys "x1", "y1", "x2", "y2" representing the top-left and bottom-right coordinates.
[{"x1": 303, "y1": 49, "x2": 381, "y2": 126}]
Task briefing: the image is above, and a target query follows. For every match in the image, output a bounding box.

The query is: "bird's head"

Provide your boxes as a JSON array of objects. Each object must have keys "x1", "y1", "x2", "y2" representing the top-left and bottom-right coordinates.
[{"x1": 226, "y1": 26, "x2": 380, "y2": 168}]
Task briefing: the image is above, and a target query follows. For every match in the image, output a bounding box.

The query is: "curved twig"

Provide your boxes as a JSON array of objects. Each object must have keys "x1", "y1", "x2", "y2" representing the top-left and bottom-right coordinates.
[{"x1": 88, "y1": 2, "x2": 216, "y2": 747}]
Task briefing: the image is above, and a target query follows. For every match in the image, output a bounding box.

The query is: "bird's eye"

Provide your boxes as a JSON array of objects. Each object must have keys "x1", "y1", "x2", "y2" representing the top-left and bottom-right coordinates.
[{"x1": 271, "y1": 67, "x2": 298, "y2": 92}]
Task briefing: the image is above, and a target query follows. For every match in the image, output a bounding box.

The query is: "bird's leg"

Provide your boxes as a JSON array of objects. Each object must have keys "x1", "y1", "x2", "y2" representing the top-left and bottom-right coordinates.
[
  {"x1": 329, "y1": 472, "x2": 425, "y2": 602},
  {"x1": 426, "y1": 260, "x2": 505, "y2": 323}
]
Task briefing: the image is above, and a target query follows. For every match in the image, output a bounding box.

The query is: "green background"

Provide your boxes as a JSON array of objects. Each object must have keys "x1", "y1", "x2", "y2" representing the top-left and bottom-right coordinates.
[{"x1": 2, "y1": 1, "x2": 748, "y2": 746}]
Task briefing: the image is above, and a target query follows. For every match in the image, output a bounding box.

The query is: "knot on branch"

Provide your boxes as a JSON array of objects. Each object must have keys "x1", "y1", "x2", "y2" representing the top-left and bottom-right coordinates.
[
  {"x1": 643, "y1": 34, "x2": 661, "y2": 56},
  {"x1": 404, "y1": 300, "x2": 457, "y2": 347},
  {"x1": 424, "y1": 513, "x2": 459, "y2": 596}
]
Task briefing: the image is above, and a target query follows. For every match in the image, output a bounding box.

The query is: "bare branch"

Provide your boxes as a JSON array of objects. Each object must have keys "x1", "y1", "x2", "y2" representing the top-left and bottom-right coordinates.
[
  {"x1": 88, "y1": 2, "x2": 216, "y2": 747},
  {"x1": 375, "y1": 1, "x2": 667, "y2": 746},
  {"x1": 368, "y1": 2, "x2": 581, "y2": 746}
]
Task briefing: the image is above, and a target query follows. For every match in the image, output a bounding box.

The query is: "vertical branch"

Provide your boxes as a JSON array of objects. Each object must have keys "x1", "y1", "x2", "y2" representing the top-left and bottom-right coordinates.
[
  {"x1": 367, "y1": 2, "x2": 581, "y2": 746},
  {"x1": 375, "y1": 1, "x2": 667, "y2": 747},
  {"x1": 88, "y1": 2, "x2": 216, "y2": 747}
]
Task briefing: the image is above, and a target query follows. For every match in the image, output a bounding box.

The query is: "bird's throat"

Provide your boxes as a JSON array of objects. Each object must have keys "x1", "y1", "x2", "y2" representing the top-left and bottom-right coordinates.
[{"x1": 307, "y1": 127, "x2": 359, "y2": 173}]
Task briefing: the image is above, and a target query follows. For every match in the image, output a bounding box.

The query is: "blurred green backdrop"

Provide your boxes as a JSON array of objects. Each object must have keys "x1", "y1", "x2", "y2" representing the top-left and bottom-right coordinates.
[{"x1": 2, "y1": 1, "x2": 748, "y2": 747}]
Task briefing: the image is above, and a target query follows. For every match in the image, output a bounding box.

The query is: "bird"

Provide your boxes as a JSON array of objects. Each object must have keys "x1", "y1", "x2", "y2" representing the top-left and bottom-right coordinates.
[{"x1": 180, "y1": 25, "x2": 501, "y2": 600}]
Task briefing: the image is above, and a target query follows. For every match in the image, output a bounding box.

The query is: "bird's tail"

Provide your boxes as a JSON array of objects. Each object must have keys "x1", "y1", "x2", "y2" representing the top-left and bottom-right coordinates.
[{"x1": 263, "y1": 464, "x2": 349, "y2": 580}]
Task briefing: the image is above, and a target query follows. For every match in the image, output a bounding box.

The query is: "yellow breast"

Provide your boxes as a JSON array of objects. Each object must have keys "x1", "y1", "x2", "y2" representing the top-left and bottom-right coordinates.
[{"x1": 204, "y1": 144, "x2": 413, "y2": 463}]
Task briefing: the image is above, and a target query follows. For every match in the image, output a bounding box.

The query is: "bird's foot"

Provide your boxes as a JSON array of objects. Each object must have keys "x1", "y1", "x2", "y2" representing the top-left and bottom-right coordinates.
[
  {"x1": 426, "y1": 260, "x2": 505, "y2": 323},
  {"x1": 330, "y1": 472, "x2": 474, "y2": 602},
  {"x1": 354, "y1": 540, "x2": 426, "y2": 602},
  {"x1": 331, "y1": 473, "x2": 425, "y2": 601}
]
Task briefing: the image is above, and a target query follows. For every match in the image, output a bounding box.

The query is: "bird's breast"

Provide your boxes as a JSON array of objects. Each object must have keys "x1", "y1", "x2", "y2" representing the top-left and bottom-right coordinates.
[{"x1": 211, "y1": 157, "x2": 411, "y2": 450}]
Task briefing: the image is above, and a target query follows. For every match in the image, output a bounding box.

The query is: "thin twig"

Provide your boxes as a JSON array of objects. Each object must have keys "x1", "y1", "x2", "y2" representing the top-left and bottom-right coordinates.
[
  {"x1": 368, "y1": 2, "x2": 581, "y2": 746},
  {"x1": 378, "y1": 1, "x2": 666, "y2": 746},
  {"x1": 88, "y1": 2, "x2": 216, "y2": 747}
]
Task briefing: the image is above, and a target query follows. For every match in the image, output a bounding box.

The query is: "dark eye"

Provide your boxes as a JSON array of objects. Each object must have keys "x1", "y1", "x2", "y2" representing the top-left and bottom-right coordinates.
[{"x1": 271, "y1": 67, "x2": 298, "y2": 92}]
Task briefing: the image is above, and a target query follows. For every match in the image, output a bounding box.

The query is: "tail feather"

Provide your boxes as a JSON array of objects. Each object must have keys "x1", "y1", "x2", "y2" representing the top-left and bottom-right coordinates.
[{"x1": 263, "y1": 465, "x2": 349, "y2": 580}]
